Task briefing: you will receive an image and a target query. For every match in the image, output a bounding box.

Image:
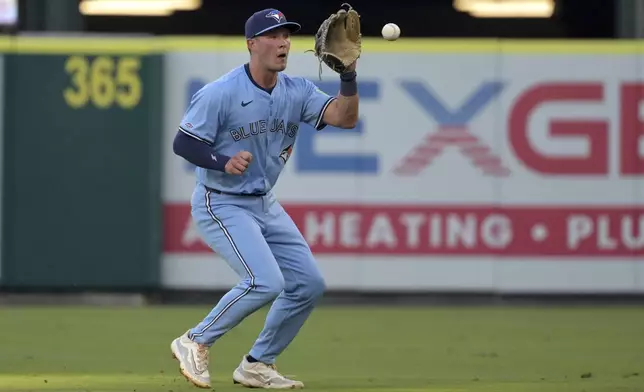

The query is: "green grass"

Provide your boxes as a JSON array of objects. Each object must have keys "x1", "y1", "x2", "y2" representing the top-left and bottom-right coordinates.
[{"x1": 0, "y1": 305, "x2": 643, "y2": 391}]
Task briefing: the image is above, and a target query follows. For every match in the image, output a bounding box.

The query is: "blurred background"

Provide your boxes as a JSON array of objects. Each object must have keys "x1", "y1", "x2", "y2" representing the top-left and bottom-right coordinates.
[
  {"x1": 0, "y1": 1, "x2": 643, "y2": 391},
  {"x1": 0, "y1": 0, "x2": 641, "y2": 302},
  {"x1": 9, "y1": 0, "x2": 635, "y2": 38},
  {"x1": 0, "y1": 0, "x2": 644, "y2": 301}
]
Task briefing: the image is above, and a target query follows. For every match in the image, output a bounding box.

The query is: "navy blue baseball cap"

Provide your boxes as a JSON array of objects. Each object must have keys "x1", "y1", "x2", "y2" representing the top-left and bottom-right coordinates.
[{"x1": 245, "y1": 9, "x2": 301, "y2": 39}]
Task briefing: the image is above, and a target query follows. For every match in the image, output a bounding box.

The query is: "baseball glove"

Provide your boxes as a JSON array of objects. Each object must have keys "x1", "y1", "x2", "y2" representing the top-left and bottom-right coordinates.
[{"x1": 311, "y1": 3, "x2": 362, "y2": 76}]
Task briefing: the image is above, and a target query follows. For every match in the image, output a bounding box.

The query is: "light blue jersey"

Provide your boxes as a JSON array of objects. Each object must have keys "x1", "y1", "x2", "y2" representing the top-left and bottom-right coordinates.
[{"x1": 178, "y1": 63, "x2": 335, "y2": 195}]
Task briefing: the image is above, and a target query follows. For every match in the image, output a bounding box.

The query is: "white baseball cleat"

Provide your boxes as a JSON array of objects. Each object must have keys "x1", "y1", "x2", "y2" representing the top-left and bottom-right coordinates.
[
  {"x1": 170, "y1": 330, "x2": 211, "y2": 389},
  {"x1": 232, "y1": 355, "x2": 304, "y2": 389}
]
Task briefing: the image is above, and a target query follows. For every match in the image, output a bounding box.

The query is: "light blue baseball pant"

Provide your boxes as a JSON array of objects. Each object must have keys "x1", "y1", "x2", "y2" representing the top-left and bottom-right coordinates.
[{"x1": 186, "y1": 183, "x2": 326, "y2": 364}]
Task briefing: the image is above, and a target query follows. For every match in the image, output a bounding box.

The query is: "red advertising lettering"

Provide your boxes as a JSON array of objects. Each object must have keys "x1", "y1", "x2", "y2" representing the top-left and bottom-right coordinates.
[
  {"x1": 509, "y1": 83, "x2": 608, "y2": 175},
  {"x1": 620, "y1": 83, "x2": 644, "y2": 175}
]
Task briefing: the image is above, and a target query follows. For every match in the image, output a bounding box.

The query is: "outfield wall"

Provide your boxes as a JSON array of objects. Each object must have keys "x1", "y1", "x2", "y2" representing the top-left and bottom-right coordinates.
[{"x1": 1, "y1": 36, "x2": 644, "y2": 294}]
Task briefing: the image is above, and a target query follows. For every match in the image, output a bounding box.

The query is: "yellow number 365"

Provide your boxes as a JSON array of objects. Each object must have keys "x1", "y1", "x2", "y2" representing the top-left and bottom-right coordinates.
[{"x1": 64, "y1": 55, "x2": 142, "y2": 110}]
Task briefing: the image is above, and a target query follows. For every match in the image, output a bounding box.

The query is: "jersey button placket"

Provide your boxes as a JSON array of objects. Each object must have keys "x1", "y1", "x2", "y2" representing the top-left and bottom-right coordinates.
[{"x1": 266, "y1": 97, "x2": 273, "y2": 189}]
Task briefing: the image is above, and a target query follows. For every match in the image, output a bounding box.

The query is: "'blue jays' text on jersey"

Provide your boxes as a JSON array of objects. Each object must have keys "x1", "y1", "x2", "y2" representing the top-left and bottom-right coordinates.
[{"x1": 178, "y1": 63, "x2": 335, "y2": 195}]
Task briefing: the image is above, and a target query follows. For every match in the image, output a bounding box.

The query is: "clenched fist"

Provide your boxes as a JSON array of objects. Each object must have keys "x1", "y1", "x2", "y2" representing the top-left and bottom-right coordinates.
[{"x1": 225, "y1": 151, "x2": 253, "y2": 175}]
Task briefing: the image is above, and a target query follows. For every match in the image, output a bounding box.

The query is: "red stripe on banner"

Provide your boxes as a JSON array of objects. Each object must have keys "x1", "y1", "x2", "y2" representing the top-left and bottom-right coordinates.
[{"x1": 163, "y1": 203, "x2": 644, "y2": 257}]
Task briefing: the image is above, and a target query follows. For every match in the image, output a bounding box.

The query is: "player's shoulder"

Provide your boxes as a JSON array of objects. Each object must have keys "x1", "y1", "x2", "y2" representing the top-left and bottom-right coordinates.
[{"x1": 279, "y1": 73, "x2": 316, "y2": 93}]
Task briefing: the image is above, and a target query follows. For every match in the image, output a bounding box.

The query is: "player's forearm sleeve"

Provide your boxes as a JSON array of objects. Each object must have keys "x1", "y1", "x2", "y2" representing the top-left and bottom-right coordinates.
[
  {"x1": 172, "y1": 131, "x2": 230, "y2": 172},
  {"x1": 339, "y1": 71, "x2": 357, "y2": 96}
]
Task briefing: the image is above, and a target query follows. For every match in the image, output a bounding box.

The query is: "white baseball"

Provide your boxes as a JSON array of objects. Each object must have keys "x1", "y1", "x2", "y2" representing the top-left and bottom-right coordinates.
[{"x1": 381, "y1": 23, "x2": 400, "y2": 41}]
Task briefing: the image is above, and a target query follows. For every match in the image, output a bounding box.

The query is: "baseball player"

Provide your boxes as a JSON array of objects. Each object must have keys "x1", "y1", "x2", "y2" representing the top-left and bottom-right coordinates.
[{"x1": 170, "y1": 7, "x2": 360, "y2": 390}]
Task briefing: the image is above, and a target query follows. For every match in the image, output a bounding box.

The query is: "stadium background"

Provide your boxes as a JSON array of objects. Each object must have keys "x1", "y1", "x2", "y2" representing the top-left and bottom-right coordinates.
[{"x1": 0, "y1": 1, "x2": 643, "y2": 392}]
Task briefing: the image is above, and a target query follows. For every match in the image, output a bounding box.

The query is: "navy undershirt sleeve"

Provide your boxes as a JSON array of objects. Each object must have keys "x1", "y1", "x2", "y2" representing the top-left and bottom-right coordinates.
[{"x1": 172, "y1": 130, "x2": 230, "y2": 172}]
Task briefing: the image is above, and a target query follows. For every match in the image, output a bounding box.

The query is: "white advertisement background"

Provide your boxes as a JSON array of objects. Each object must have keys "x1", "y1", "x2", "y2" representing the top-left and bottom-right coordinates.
[{"x1": 161, "y1": 50, "x2": 644, "y2": 293}]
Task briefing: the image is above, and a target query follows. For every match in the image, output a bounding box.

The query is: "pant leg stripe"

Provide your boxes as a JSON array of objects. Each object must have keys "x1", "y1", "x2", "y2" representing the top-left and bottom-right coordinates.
[
  {"x1": 192, "y1": 285, "x2": 253, "y2": 337},
  {"x1": 192, "y1": 190, "x2": 256, "y2": 337},
  {"x1": 205, "y1": 190, "x2": 255, "y2": 285}
]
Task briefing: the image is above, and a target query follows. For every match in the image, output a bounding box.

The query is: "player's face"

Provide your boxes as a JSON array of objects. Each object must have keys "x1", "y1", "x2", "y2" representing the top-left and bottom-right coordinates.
[{"x1": 255, "y1": 28, "x2": 291, "y2": 72}]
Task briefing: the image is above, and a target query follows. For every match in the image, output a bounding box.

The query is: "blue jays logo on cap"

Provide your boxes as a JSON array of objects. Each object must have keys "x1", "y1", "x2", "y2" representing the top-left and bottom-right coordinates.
[
  {"x1": 245, "y1": 8, "x2": 301, "y2": 39},
  {"x1": 265, "y1": 10, "x2": 285, "y2": 23}
]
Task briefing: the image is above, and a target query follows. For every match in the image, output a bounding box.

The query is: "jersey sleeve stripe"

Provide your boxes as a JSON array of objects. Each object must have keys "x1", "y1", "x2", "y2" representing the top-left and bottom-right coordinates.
[
  {"x1": 178, "y1": 126, "x2": 214, "y2": 146},
  {"x1": 315, "y1": 97, "x2": 336, "y2": 131}
]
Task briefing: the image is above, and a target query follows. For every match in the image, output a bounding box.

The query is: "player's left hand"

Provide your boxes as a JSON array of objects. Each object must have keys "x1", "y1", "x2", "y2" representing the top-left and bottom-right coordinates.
[{"x1": 226, "y1": 150, "x2": 253, "y2": 175}]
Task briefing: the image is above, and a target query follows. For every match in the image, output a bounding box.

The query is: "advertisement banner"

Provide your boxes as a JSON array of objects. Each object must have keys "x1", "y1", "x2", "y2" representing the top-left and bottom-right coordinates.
[{"x1": 161, "y1": 44, "x2": 644, "y2": 293}]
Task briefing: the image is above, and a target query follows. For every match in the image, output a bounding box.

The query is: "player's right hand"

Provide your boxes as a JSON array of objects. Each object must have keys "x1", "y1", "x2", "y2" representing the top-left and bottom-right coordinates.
[{"x1": 225, "y1": 151, "x2": 253, "y2": 175}]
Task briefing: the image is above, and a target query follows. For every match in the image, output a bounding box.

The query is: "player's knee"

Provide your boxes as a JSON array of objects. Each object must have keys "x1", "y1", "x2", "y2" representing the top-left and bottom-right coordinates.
[
  {"x1": 257, "y1": 274, "x2": 285, "y2": 299},
  {"x1": 301, "y1": 273, "x2": 326, "y2": 301}
]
